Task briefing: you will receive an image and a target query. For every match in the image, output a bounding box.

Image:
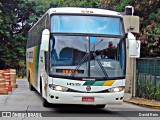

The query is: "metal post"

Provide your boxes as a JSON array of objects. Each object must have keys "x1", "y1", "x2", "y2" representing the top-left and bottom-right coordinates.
[
  {"x1": 132, "y1": 57, "x2": 137, "y2": 97},
  {"x1": 154, "y1": 59, "x2": 157, "y2": 99}
]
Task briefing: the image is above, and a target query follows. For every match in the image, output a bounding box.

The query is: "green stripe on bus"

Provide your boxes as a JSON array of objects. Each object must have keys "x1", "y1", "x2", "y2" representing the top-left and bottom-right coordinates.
[
  {"x1": 93, "y1": 81, "x2": 105, "y2": 86},
  {"x1": 83, "y1": 81, "x2": 105, "y2": 86},
  {"x1": 83, "y1": 80, "x2": 115, "y2": 86},
  {"x1": 34, "y1": 45, "x2": 40, "y2": 86},
  {"x1": 83, "y1": 81, "x2": 95, "y2": 86}
]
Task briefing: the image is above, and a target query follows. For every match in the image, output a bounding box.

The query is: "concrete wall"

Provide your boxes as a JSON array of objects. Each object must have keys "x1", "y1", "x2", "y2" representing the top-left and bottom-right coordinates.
[
  {"x1": 123, "y1": 15, "x2": 139, "y2": 95},
  {"x1": 125, "y1": 42, "x2": 136, "y2": 96}
]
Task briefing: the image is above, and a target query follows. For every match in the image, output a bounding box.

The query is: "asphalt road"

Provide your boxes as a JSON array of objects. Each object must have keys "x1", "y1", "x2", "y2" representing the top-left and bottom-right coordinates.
[{"x1": 0, "y1": 78, "x2": 159, "y2": 120}]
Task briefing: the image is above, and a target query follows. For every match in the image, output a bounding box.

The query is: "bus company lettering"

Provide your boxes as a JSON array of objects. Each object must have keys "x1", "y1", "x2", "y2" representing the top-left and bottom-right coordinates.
[
  {"x1": 82, "y1": 78, "x2": 95, "y2": 81},
  {"x1": 67, "y1": 83, "x2": 81, "y2": 86},
  {"x1": 27, "y1": 51, "x2": 33, "y2": 59}
]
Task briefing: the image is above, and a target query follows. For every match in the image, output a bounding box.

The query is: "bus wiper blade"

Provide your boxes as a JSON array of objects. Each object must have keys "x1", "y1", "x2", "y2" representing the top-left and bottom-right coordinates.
[
  {"x1": 69, "y1": 38, "x2": 108, "y2": 78},
  {"x1": 70, "y1": 43, "x2": 88, "y2": 78},
  {"x1": 92, "y1": 53, "x2": 108, "y2": 78},
  {"x1": 91, "y1": 38, "x2": 108, "y2": 77},
  {"x1": 69, "y1": 53, "x2": 88, "y2": 78}
]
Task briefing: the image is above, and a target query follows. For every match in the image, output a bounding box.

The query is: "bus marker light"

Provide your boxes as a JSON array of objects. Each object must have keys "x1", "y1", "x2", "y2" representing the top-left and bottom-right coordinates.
[
  {"x1": 81, "y1": 10, "x2": 93, "y2": 13},
  {"x1": 52, "y1": 10, "x2": 56, "y2": 12}
]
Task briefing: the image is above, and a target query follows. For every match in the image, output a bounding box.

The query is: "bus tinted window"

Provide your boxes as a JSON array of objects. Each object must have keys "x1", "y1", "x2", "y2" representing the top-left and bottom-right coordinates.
[{"x1": 51, "y1": 15, "x2": 124, "y2": 36}]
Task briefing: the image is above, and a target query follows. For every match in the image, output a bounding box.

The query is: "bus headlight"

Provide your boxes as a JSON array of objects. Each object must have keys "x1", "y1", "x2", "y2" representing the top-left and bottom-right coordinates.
[
  {"x1": 108, "y1": 86, "x2": 125, "y2": 92},
  {"x1": 49, "y1": 84, "x2": 68, "y2": 92}
]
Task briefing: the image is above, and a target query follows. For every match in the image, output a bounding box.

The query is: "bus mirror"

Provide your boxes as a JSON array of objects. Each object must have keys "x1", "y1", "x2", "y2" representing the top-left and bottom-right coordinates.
[
  {"x1": 41, "y1": 29, "x2": 50, "y2": 51},
  {"x1": 128, "y1": 32, "x2": 137, "y2": 57}
]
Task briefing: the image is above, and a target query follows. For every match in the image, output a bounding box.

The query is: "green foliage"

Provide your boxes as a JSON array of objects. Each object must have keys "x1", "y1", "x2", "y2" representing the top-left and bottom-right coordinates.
[
  {"x1": 52, "y1": 0, "x2": 98, "y2": 8},
  {"x1": 149, "y1": 13, "x2": 156, "y2": 20},
  {"x1": 136, "y1": 78, "x2": 160, "y2": 100},
  {"x1": 145, "y1": 80, "x2": 155, "y2": 99},
  {"x1": 155, "y1": 81, "x2": 160, "y2": 100},
  {"x1": 0, "y1": 0, "x2": 34, "y2": 69},
  {"x1": 154, "y1": 24, "x2": 160, "y2": 34},
  {"x1": 114, "y1": 0, "x2": 129, "y2": 12},
  {"x1": 0, "y1": 7, "x2": 2, "y2": 24}
]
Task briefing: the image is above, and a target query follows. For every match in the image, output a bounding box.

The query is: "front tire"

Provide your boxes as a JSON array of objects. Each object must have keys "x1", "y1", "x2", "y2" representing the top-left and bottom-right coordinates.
[{"x1": 28, "y1": 75, "x2": 35, "y2": 91}]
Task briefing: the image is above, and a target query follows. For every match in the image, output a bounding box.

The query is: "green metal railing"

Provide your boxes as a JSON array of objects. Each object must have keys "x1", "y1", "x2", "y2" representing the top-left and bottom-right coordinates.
[{"x1": 136, "y1": 58, "x2": 160, "y2": 100}]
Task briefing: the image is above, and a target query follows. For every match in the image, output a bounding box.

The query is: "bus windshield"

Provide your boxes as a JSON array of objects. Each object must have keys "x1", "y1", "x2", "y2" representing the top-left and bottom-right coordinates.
[
  {"x1": 50, "y1": 35, "x2": 125, "y2": 79},
  {"x1": 51, "y1": 15, "x2": 124, "y2": 36},
  {"x1": 50, "y1": 15, "x2": 125, "y2": 79}
]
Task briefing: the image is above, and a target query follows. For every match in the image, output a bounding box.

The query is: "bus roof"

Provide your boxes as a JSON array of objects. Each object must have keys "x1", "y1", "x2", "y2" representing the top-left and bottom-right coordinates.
[
  {"x1": 47, "y1": 7, "x2": 121, "y2": 17},
  {"x1": 28, "y1": 7, "x2": 122, "y2": 33}
]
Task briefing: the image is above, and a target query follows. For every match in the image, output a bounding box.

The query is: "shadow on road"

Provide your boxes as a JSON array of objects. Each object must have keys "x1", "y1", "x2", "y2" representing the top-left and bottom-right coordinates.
[
  {"x1": 44, "y1": 104, "x2": 122, "y2": 117},
  {"x1": 33, "y1": 91, "x2": 121, "y2": 117}
]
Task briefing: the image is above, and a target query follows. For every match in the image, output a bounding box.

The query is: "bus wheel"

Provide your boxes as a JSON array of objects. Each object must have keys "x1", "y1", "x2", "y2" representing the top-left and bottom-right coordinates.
[
  {"x1": 28, "y1": 76, "x2": 35, "y2": 91},
  {"x1": 95, "y1": 105, "x2": 106, "y2": 108},
  {"x1": 40, "y1": 78, "x2": 42, "y2": 96}
]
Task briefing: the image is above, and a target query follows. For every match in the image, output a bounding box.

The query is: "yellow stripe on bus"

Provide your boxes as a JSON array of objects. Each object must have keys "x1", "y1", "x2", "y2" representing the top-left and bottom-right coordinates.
[{"x1": 103, "y1": 80, "x2": 115, "y2": 86}]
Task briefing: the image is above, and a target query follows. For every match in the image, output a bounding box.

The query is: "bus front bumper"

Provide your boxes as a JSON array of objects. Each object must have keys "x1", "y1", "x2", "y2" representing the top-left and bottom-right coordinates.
[{"x1": 46, "y1": 88, "x2": 124, "y2": 105}]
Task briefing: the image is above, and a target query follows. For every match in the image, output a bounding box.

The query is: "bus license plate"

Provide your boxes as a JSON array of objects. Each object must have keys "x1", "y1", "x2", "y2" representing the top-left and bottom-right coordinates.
[{"x1": 82, "y1": 97, "x2": 94, "y2": 102}]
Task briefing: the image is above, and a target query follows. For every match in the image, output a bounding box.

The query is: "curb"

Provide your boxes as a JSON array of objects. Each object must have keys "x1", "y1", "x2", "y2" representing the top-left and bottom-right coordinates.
[{"x1": 123, "y1": 99, "x2": 160, "y2": 110}]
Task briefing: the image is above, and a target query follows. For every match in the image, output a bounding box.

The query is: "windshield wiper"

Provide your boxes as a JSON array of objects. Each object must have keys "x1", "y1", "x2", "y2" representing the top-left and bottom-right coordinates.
[
  {"x1": 92, "y1": 52, "x2": 108, "y2": 77},
  {"x1": 69, "y1": 38, "x2": 108, "y2": 78},
  {"x1": 69, "y1": 44, "x2": 88, "y2": 78},
  {"x1": 69, "y1": 53, "x2": 88, "y2": 78}
]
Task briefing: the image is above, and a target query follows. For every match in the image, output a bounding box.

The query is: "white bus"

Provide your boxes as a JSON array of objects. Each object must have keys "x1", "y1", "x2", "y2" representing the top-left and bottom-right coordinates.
[{"x1": 26, "y1": 7, "x2": 137, "y2": 107}]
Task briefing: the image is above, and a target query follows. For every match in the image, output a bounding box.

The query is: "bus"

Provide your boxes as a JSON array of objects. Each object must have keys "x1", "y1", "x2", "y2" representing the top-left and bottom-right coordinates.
[{"x1": 26, "y1": 7, "x2": 138, "y2": 107}]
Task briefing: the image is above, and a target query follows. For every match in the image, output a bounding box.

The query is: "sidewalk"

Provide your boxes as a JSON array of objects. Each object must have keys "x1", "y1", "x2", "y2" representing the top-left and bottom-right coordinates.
[{"x1": 124, "y1": 93, "x2": 160, "y2": 110}]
